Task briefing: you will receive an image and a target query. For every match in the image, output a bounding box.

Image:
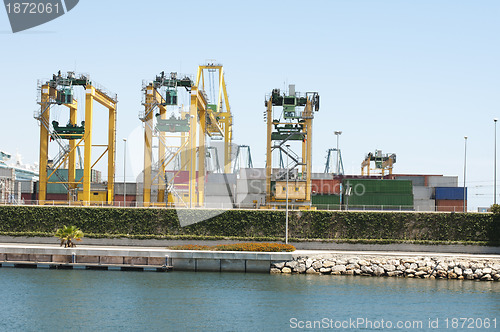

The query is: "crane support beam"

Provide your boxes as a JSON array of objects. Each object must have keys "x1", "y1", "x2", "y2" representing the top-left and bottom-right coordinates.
[
  {"x1": 37, "y1": 72, "x2": 117, "y2": 206},
  {"x1": 38, "y1": 84, "x2": 52, "y2": 204},
  {"x1": 265, "y1": 99, "x2": 273, "y2": 203}
]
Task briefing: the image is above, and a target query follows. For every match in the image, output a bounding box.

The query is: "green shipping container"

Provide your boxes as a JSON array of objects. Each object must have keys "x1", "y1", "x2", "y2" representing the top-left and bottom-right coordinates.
[
  {"x1": 312, "y1": 194, "x2": 341, "y2": 210},
  {"x1": 44, "y1": 169, "x2": 99, "y2": 194},
  {"x1": 342, "y1": 179, "x2": 412, "y2": 195},
  {"x1": 312, "y1": 194, "x2": 341, "y2": 205},
  {"x1": 346, "y1": 193, "x2": 413, "y2": 207}
]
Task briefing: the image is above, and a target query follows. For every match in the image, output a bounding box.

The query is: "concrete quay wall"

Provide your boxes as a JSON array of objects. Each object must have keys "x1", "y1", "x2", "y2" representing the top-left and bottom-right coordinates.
[{"x1": 0, "y1": 244, "x2": 292, "y2": 273}]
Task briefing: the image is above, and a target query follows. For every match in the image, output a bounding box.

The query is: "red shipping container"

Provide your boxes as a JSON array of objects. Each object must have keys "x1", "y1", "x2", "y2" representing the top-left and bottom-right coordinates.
[
  {"x1": 45, "y1": 193, "x2": 70, "y2": 201},
  {"x1": 436, "y1": 199, "x2": 467, "y2": 212},
  {"x1": 311, "y1": 179, "x2": 341, "y2": 194},
  {"x1": 166, "y1": 170, "x2": 200, "y2": 184}
]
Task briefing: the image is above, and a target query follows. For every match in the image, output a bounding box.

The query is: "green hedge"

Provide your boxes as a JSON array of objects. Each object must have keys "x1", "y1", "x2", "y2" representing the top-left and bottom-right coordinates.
[{"x1": 0, "y1": 206, "x2": 498, "y2": 245}]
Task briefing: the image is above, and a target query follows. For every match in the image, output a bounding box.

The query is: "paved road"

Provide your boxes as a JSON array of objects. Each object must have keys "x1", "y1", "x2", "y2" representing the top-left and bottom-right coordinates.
[{"x1": 0, "y1": 242, "x2": 499, "y2": 259}]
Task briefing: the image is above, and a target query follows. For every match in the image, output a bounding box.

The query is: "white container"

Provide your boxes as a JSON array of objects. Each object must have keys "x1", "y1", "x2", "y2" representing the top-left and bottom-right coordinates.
[
  {"x1": 427, "y1": 176, "x2": 458, "y2": 188},
  {"x1": 414, "y1": 199, "x2": 436, "y2": 212},
  {"x1": 413, "y1": 187, "x2": 433, "y2": 200},
  {"x1": 236, "y1": 179, "x2": 266, "y2": 194}
]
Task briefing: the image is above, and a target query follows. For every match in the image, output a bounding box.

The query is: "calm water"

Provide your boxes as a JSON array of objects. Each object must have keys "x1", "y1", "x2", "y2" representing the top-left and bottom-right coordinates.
[{"x1": 0, "y1": 268, "x2": 499, "y2": 331}]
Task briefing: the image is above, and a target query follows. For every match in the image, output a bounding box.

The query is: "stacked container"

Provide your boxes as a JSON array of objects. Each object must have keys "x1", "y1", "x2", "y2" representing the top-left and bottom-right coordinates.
[
  {"x1": 342, "y1": 179, "x2": 413, "y2": 210},
  {"x1": 235, "y1": 168, "x2": 266, "y2": 208},
  {"x1": 205, "y1": 173, "x2": 237, "y2": 209},
  {"x1": 434, "y1": 187, "x2": 467, "y2": 212}
]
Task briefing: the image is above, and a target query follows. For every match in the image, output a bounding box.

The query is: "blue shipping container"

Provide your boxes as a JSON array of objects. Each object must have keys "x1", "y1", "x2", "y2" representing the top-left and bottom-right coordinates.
[{"x1": 435, "y1": 187, "x2": 467, "y2": 200}]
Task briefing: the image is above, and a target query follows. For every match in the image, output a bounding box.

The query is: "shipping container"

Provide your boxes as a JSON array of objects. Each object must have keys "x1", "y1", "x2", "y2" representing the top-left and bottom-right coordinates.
[
  {"x1": 204, "y1": 195, "x2": 234, "y2": 209},
  {"x1": 114, "y1": 194, "x2": 137, "y2": 203},
  {"x1": 114, "y1": 182, "x2": 138, "y2": 196},
  {"x1": 346, "y1": 193, "x2": 413, "y2": 207},
  {"x1": 427, "y1": 176, "x2": 458, "y2": 188},
  {"x1": 21, "y1": 193, "x2": 34, "y2": 202},
  {"x1": 311, "y1": 173, "x2": 334, "y2": 180},
  {"x1": 312, "y1": 194, "x2": 341, "y2": 205},
  {"x1": 239, "y1": 168, "x2": 266, "y2": 180},
  {"x1": 235, "y1": 193, "x2": 266, "y2": 207},
  {"x1": 44, "y1": 169, "x2": 101, "y2": 194},
  {"x1": 206, "y1": 173, "x2": 237, "y2": 184},
  {"x1": 45, "y1": 193, "x2": 69, "y2": 201},
  {"x1": 342, "y1": 179, "x2": 413, "y2": 195},
  {"x1": 395, "y1": 175, "x2": 425, "y2": 187},
  {"x1": 236, "y1": 179, "x2": 266, "y2": 194},
  {"x1": 312, "y1": 194, "x2": 341, "y2": 210},
  {"x1": 311, "y1": 179, "x2": 342, "y2": 195},
  {"x1": 414, "y1": 199, "x2": 436, "y2": 212},
  {"x1": 413, "y1": 187, "x2": 433, "y2": 200},
  {"x1": 165, "y1": 171, "x2": 201, "y2": 185},
  {"x1": 275, "y1": 181, "x2": 307, "y2": 200},
  {"x1": 436, "y1": 199, "x2": 466, "y2": 212},
  {"x1": 204, "y1": 183, "x2": 235, "y2": 196},
  {"x1": 434, "y1": 187, "x2": 467, "y2": 200}
]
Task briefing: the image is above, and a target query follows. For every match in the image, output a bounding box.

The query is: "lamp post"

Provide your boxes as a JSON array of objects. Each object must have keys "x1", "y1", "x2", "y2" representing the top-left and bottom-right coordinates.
[
  {"x1": 123, "y1": 138, "x2": 127, "y2": 207},
  {"x1": 463, "y1": 136, "x2": 467, "y2": 213},
  {"x1": 495, "y1": 119, "x2": 498, "y2": 206},
  {"x1": 334, "y1": 131, "x2": 342, "y2": 175},
  {"x1": 285, "y1": 144, "x2": 290, "y2": 244}
]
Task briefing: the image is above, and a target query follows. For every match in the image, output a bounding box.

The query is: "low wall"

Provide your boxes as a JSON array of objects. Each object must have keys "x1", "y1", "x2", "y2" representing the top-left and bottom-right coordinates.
[{"x1": 271, "y1": 252, "x2": 500, "y2": 281}]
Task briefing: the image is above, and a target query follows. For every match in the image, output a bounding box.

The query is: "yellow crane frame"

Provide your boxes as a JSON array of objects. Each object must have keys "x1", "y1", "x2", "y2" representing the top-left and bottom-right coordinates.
[
  {"x1": 361, "y1": 151, "x2": 395, "y2": 177},
  {"x1": 141, "y1": 63, "x2": 233, "y2": 208},
  {"x1": 37, "y1": 74, "x2": 117, "y2": 206},
  {"x1": 265, "y1": 92, "x2": 315, "y2": 206},
  {"x1": 195, "y1": 64, "x2": 233, "y2": 173}
]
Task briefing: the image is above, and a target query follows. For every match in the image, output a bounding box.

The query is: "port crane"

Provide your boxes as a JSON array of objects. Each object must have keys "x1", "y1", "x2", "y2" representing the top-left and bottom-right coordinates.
[
  {"x1": 35, "y1": 71, "x2": 117, "y2": 205},
  {"x1": 140, "y1": 63, "x2": 233, "y2": 207},
  {"x1": 265, "y1": 85, "x2": 319, "y2": 207},
  {"x1": 361, "y1": 150, "x2": 396, "y2": 177}
]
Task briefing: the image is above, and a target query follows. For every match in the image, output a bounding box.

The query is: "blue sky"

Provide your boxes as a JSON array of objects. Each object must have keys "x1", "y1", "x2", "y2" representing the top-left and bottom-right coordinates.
[{"x1": 1, "y1": 0, "x2": 499, "y2": 210}]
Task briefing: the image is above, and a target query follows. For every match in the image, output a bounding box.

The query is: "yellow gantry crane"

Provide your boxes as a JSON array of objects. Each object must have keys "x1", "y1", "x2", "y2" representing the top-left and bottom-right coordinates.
[
  {"x1": 140, "y1": 71, "x2": 194, "y2": 207},
  {"x1": 195, "y1": 63, "x2": 233, "y2": 173},
  {"x1": 36, "y1": 71, "x2": 117, "y2": 205},
  {"x1": 265, "y1": 86, "x2": 319, "y2": 207},
  {"x1": 361, "y1": 150, "x2": 396, "y2": 177},
  {"x1": 140, "y1": 62, "x2": 233, "y2": 208}
]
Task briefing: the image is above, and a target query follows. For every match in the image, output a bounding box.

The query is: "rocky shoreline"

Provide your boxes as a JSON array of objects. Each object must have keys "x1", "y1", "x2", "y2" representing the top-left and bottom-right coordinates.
[{"x1": 271, "y1": 254, "x2": 500, "y2": 281}]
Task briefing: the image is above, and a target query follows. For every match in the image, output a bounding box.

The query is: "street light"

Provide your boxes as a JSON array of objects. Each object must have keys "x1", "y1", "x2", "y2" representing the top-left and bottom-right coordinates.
[
  {"x1": 285, "y1": 144, "x2": 290, "y2": 244},
  {"x1": 495, "y1": 119, "x2": 498, "y2": 205},
  {"x1": 334, "y1": 131, "x2": 342, "y2": 175},
  {"x1": 463, "y1": 136, "x2": 467, "y2": 213},
  {"x1": 123, "y1": 138, "x2": 127, "y2": 207}
]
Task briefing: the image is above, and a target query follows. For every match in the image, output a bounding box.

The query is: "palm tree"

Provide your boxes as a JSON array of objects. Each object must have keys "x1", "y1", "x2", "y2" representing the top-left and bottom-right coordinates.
[{"x1": 55, "y1": 225, "x2": 84, "y2": 248}]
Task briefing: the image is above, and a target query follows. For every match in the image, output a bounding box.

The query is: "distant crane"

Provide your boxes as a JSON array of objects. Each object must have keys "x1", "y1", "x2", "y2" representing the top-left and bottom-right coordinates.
[
  {"x1": 361, "y1": 150, "x2": 396, "y2": 177},
  {"x1": 324, "y1": 148, "x2": 344, "y2": 175},
  {"x1": 233, "y1": 145, "x2": 253, "y2": 173}
]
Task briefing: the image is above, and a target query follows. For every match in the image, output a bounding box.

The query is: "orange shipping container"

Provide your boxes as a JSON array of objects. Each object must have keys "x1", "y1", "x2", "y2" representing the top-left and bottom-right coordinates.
[
  {"x1": 436, "y1": 199, "x2": 466, "y2": 212},
  {"x1": 311, "y1": 179, "x2": 341, "y2": 195}
]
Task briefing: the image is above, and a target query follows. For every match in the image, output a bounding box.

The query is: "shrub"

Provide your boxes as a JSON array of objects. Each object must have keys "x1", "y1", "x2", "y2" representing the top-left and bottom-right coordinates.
[
  {"x1": 0, "y1": 206, "x2": 497, "y2": 245},
  {"x1": 168, "y1": 243, "x2": 296, "y2": 252}
]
